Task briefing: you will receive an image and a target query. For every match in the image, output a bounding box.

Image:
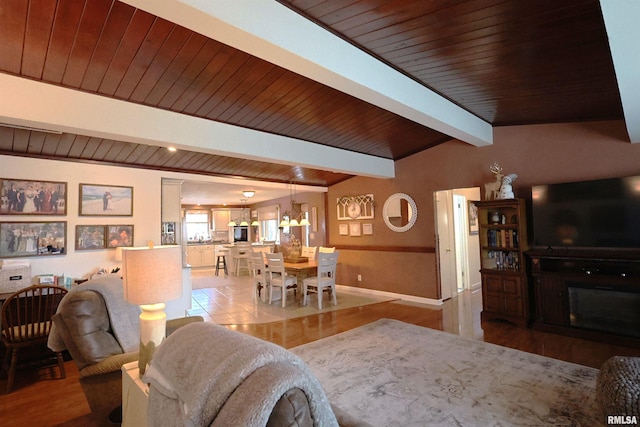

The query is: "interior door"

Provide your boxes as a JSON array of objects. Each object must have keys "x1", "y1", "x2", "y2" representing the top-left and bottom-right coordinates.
[
  {"x1": 435, "y1": 190, "x2": 456, "y2": 300},
  {"x1": 453, "y1": 194, "x2": 470, "y2": 292}
]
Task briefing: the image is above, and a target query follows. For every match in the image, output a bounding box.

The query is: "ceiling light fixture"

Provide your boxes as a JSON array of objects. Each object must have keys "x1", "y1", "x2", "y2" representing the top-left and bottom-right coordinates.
[
  {"x1": 280, "y1": 182, "x2": 310, "y2": 227},
  {"x1": 228, "y1": 199, "x2": 250, "y2": 227},
  {"x1": 242, "y1": 190, "x2": 255, "y2": 198}
]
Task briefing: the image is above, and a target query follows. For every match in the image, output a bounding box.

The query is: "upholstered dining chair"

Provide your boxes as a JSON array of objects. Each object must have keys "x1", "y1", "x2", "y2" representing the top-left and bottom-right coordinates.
[
  {"x1": 265, "y1": 252, "x2": 297, "y2": 308},
  {"x1": 303, "y1": 251, "x2": 339, "y2": 309},
  {"x1": 301, "y1": 246, "x2": 318, "y2": 260},
  {"x1": 1, "y1": 285, "x2": 68, "y2": 392},
  {"x1": 249, "y1": 250, "x2": 269, "y2": 302}
]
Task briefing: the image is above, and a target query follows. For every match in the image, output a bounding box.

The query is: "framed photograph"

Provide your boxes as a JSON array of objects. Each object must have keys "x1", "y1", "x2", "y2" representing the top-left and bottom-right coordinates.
[
  {"x1": 75, "y1": 225, "x2": 106, "y2": 250},
  {"x1": 80, "y1": 184, "x2": 133, "y2": 216},
  {"x1": 0, "y1": 178, "x2": 67, "y2": 215},
  {"x1": 362, "y1": 223, "x2": 373, "y2": 235},
  {"x1": 106, "y1": 225, "x2": 134, "y2": 248},
  {"x1": 0, "y1": 221, "x2": 66, "y2": 257},
  {"x1": 339, "y1": 223, "x2": 348, "y2": 236},
  {"x1": 349, "y1": 222, "x2": 362, "y2": 237},
  {"x1": 468, "y1": 201, "x2": 479, "y2": 235}
]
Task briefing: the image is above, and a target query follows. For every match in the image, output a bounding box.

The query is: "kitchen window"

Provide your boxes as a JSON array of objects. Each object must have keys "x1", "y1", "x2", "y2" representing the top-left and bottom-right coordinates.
[{"x1": 185, "y1": 210, "x2": 210, "y2": 242}]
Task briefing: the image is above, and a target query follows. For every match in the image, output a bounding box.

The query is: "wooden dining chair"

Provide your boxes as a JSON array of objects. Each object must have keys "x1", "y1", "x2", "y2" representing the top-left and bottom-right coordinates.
[
  {"x1": 1, "y1": 285, "x2": 68, "y2": 392},
  {"x1": 303, "y1": 251, "x2": 339, "y2": 309},
  {"x1": 249, "y1": 250, "x2": 269, "y2": 302},
  {"x1": 265, "y1": 252, "x2": 297, "y2": 308},
  {"x1": 301, "y1": 246, "x2": 318, "y2": 260}
]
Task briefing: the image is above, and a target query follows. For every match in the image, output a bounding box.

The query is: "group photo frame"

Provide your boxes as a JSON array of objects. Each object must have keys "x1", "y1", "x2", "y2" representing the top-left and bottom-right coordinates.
[
  {"x1": 79, "y1": 184, "x2": 133, "y2": 216},
  {"x1": 75, "y1": 225, "x2": 107, "y2": 250},
  {"x1": 0, "y1": 178, "x2": 67, "y2": 215},
  {"x1": 0, "y1": 221, "x2": 66, "y2": 258}
]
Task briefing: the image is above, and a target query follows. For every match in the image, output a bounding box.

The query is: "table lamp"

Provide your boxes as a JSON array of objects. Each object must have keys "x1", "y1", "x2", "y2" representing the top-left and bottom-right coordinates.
[{"x1": 121, "y1": 243, "x2": 182, "y2": 375}]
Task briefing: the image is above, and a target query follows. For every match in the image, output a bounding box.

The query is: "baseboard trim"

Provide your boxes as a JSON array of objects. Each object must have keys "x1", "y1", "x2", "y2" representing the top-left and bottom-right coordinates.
[{"x1": 336, "y1": 284, "x2": 443, "y2": 307}]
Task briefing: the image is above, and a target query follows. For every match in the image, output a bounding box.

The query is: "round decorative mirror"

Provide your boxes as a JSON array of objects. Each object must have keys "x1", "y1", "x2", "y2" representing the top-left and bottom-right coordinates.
[{"x1": 382, "y1": 193, "x2": 418, "y2": 232}]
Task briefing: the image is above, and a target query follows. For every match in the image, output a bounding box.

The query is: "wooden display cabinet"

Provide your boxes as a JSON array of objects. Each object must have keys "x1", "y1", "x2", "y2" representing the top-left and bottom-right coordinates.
[{"x1": 475, "y1": 199, "x2": 530, "y2": 327}]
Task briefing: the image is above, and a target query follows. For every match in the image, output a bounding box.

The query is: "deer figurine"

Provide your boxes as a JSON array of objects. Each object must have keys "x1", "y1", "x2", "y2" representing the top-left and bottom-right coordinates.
[{"x1": 484, "y1": 162, "x2": 504, "y2": 200}]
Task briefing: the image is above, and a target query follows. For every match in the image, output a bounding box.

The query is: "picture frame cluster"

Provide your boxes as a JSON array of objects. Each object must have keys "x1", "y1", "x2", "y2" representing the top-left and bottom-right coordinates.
[{"x1": 0, "y1": 179, "x2": 134, "y2": 258}]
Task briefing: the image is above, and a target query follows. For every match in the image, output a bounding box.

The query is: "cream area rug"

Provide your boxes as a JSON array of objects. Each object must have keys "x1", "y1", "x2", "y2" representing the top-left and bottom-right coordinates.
[{"x1": 291, "y1": 319, "x2": 602, "y2": 427}]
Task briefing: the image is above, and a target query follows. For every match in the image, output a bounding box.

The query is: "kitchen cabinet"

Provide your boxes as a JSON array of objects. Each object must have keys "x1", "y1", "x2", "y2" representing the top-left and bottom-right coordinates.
[
  {"x1": 213, "y1": 209, "x2": 230, "y2": 230},
  {"x1": 186, "y1": 244, "x2": 215, "y2": 267}
]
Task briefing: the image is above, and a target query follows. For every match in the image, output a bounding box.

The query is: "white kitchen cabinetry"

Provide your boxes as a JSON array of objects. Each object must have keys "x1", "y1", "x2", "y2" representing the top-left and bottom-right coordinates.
[
  {"x1": 186, "y1": 244, "x2": 215, "y2": 267},
  {"x1": 213, "y1": 209, "x2": 230, "y2": 230}
]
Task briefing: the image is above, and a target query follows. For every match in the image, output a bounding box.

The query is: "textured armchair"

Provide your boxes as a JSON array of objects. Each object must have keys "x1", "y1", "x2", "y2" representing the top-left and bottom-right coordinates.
[{"x1": 48, "y1": 275, "x2": 202, "y2": 427}]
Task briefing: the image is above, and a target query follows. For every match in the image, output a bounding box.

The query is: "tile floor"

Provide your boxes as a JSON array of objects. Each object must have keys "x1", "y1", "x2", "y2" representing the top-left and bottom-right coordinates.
[{"x1": 187, "y1": 268, "x2": 397, "y2": 325}]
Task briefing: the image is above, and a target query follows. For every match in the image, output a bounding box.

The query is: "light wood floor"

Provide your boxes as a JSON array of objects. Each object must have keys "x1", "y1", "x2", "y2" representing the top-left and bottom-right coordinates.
[{"x1": 2, "y1": 289, "x2": 639, "y2": 427}]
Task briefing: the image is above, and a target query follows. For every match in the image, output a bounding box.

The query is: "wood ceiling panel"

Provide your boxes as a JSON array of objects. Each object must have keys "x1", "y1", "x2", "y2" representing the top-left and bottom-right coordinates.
[
  {"x1": 0, "y1": 125, "x2": 351, "y2": 186},
  {"x1": 12, "y1": 129, "x2": 30, "y2": 153},
  {"x1": 26, "y1": 132, "x2": 46, "y2": 155},
  {"x1": 61, "y1": 0, "x2": 113, "y2": 87},
  {"x1": 41, "y1": 134, "x2": 63, "y2": 156},
  {"x1": 97, "y1": 9, "x2": 157, "y2": 96},
  {"x1": 142, "y1": 32, "x2": 209, "y2": 106},
  {"x1": 108, "y1": 140, "x2": 136, "y2": 163},
  {"x1": 0, "y1": 0, "x2": 27, "y2": 74},
  {"x1": 0, "y1": 127, "x2": 15, "y2": 151},
  {"x1": 91, "y1": 138, "x2": 114, "y2": 160},
  {"x1": 154, "y1": 38, "x2": 222, "y2": 110},
  {"x1": 54, "y1": 133, "x2": 76, "y2": 156},
  {"x1": 113, "y1": 18, "x2": 175, "y2": 100},
  {"x1": 79, "y1": 137, "x2": 102, "y2": 159},
  {"x1": 181, "y1": 45, "x2": 254, "y2": 116},
  {"x1": 79, "y1": 1, "x2": 136, "y2": 92},
  {"x1": 42, "y1": 0, "x2": 85, "y2": 83},
  {"x1": 0, "y1": 0, "x2": 625, "y2": 186},
  {"x1": 129, "y1": 25, "x2": 192, "y2": 104},
  {"x1": 22, "y1": 0, "x2": 57, "y2": 79}
]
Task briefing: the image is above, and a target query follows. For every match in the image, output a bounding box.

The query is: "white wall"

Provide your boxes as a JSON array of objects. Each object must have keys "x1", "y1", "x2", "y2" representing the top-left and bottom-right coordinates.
[{"x1": 0, "y1": 155, "x2": 163, "y2": 279}]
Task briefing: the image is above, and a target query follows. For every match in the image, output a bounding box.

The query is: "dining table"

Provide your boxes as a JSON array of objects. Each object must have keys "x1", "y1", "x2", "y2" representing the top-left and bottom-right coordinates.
[{"x1": 282, "y1": 260, "x2": 318, "y2": 298}]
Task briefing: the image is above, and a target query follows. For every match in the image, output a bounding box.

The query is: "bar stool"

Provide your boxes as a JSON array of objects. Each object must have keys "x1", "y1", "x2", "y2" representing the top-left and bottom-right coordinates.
[
  {"x1": 215, "y1": 249, "x2": 228, "y2": 276},
  {"x1": 231, "y1": 244, "x2": 251, "y2": 276}
]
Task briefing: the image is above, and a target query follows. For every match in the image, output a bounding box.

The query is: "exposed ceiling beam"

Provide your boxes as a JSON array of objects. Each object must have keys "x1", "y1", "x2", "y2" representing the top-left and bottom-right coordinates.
[
  {"x1": 600, "y1": 0, "x2": 640, "y2": 143},
  {"x1": 122, "y1": 0, "x2": 493, "y2": 147},
  {"x1": 0, "y1": 74, "x2": 394, "y2": 178}
]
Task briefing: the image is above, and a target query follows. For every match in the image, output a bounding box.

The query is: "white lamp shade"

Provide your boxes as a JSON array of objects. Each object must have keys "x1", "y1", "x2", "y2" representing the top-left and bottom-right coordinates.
[
  {"x1": 299, "y1": 218, "x2": 311, "y2": 226},
  {"x1": 289, "y1": 218, "x2": 299, "y2": 226},
  {"x1": 122, "y1": 245, "x2": 183, "y2": 305}
]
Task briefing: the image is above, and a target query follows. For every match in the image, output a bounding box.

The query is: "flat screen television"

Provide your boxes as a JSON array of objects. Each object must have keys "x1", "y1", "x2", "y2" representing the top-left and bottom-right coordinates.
[{"x1": 531, "y1": 176, "x2": 640, "y2": 250}]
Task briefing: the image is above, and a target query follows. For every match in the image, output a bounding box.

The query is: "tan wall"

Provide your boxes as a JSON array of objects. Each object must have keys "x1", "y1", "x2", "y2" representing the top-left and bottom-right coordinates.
[
  {"x1": 329, "y1": 120, "x2": 640, "y2": 300},
  {"x1": 251, "y1": 191, "x2": 327, "y2": 247}
]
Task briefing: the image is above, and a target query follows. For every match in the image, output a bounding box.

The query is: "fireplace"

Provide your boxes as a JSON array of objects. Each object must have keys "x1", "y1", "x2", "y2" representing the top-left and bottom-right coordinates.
[{"x1": 568, "y1": 283, "x2": 640, "y2": 339}]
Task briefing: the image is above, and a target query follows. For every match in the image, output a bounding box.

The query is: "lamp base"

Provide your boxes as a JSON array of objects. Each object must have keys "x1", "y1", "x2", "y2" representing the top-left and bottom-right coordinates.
[{"x1": 138, "y1": 302, "x2": 167, "y2": 376}]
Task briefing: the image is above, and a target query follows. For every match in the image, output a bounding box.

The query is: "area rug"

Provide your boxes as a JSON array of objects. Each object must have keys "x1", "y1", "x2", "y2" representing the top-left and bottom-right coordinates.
[
  {"x1": 291, "y1": 319, "x2": 602, "y2": 427},
  {"x1": 189, "y1": 270, "x2": 397, "y2": 324}
]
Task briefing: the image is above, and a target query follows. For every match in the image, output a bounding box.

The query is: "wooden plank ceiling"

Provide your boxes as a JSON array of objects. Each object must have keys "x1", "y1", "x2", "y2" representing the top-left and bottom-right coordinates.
[{"x1": 0, "y1": 0, "x2": 622, "y2": 186}]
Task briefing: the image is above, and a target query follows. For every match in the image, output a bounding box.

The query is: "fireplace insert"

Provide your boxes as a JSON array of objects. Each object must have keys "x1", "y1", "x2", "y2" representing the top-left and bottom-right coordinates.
[{"x1": 568, "y1": 282, "x2": 640, "y2": 339}]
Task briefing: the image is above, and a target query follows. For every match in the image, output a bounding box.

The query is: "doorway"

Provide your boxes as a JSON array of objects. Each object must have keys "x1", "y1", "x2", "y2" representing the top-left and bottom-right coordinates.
[{"x1": 434, "y1": 187, "x2": 481, "y2": 301}]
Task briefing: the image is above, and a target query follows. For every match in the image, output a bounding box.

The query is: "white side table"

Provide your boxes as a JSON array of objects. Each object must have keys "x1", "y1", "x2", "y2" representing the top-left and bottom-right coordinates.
[{"x1": 121, "y1": 361, "x2": 149, "y2": 427}]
